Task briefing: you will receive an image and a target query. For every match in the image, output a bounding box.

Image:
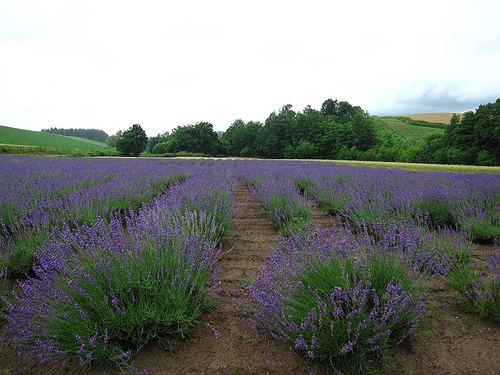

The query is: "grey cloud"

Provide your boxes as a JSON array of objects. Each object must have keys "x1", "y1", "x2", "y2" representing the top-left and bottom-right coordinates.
[{"x1": 378, "y1": 86, "x2": 499, "y2": 115}]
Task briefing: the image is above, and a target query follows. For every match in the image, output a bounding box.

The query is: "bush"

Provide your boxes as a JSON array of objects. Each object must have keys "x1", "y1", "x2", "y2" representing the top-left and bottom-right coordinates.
[
  {"x1": 0, "y1": 241, "x2": 8, "y2": 324},
  {"x1": 450, "y1": 252, "x2": 500, "y2": 320},
  {"x1": 418, "y1": 197, "x2": 457, "y2": 228},
  {"x1": 246, "y1": 175, "x2": 312, "y2": 236},
  {"x1": 469, "y1": 222, "x2": 500, "y2": 244},
  {"x1": 286, "y1": 254, "x2": 425, "y2": 374},
  {"x1": 245, "y1": 229, "x2": 426, "y2": 374},
  {"x1": 152, "y1": 141, "x2": 172, "y2": 154},
  {"x1": 4, "y1": 215, "x2": 220, "y2": 368},
  {"x1": 4, "y1": 168, "x2": 236, "y2": 369}
]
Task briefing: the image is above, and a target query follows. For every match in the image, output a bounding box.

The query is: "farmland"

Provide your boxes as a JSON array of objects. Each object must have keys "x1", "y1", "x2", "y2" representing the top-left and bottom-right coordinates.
[
  {"x1": 1, "y1": 156, "x2": 500, "y2": 374},
  {"x1": 398, "y1": 113, "x2": 462, "y2": 124},
  {"x1": 380, "y1": 118, "x2": 444, "y2": 141}
]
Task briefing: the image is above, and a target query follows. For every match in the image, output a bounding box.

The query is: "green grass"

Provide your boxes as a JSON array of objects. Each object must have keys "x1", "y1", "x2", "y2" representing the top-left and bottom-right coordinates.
[
  {"x1": 0, "y1": 125, "x2": 108, "y2": 151},
  {"x1": 380, "y1": 118, "x2": 444, "y2": 141}
]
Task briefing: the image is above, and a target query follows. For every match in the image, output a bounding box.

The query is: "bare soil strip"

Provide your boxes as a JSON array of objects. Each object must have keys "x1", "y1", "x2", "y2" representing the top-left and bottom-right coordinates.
[{"x1": 132, "y1": 179, "x2": 317, "y2": 374}]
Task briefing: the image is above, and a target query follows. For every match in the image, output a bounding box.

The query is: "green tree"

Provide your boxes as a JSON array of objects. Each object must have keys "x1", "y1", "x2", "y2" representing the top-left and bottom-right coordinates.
[
  {"x1": 223, "y1": 119, "x2": 262, "y2": 156},
  {"x1": 152, "y1": 141, "x2": 172, "y2": 154},
  {"x1": 294, "y1": 139, "x2": 318, "y2": 159},
  {"x1": 116, "y1": 124, "x2": 148, "y2": 157},
  {"x1": 168, "y1": 122, "x2": 221, "y2": 155},
  {"x1": 148, "y1": 131, "x2": 170, "y2": 154},
  {"x1": 256, "y1": 104, "x2": 297, "y2": 158},
  {"x1": 293, "y1": 106, "x2": 326, "y2": 147},
  {"x1": 351, "y1": 112, "x2": 378, "y2": 151},
  {"x1": 444, "y1": 98, "x2": 500, "y2": 165},
  {"x1": 320, "y1": 99, "x2": 364, "y2": 124},
  {"x1": 42, "y1": 128, "x2": 108, "y2": 142},
  {"x1": 406, "y1": 132, "x2": 445, "y2": 164},
  {"x1": 106, "y1": 134, "x2": 119, "y2": 148},
  {"x1": 321, "y1": 99, "x2": 339, "y2": 117}
]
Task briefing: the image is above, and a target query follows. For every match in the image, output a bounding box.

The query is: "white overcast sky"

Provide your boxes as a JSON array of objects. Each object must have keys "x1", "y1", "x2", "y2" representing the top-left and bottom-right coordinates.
[{"x1": 1, "y1": 0, "x2": 499, "y2": 136}]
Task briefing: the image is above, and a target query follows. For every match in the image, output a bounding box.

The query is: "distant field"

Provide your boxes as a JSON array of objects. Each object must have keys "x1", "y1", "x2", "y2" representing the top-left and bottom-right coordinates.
[
  {"x1": 380, "y1": 118, "x2": 444, "y2": 141},
  {"x1": 399, "y1": 112, "x2": 463, "y2": 124},
  {"x1": 327, "y1": 159, "x2": 500, "y2": 173},
  {"x1": 0, "y1": 125, "x2": 107, "y2": 150}
]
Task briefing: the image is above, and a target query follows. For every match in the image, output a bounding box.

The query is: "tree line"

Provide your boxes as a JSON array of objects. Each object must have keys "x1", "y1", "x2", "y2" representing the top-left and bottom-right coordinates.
[
  {"x1": 143, "y1": 99, "x2": 378, "y2": 159},
  {"x1": 113, "y1": 97, "x2": 500, "y2": 166},
  {"x1": 42, "y1": 127, "x2": 108, "y2": 143}
]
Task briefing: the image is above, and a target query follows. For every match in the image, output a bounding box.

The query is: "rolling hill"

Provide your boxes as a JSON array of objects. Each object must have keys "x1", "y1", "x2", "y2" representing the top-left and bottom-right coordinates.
[{"x1": 0, "y1": 125, "x2": 108, "y2": 151}]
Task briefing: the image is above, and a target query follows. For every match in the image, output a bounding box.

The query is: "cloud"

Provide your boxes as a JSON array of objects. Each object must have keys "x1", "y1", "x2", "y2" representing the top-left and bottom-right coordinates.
[
  {"x1": 1, "y1": 0, "x2": 499, "y2": 136},
  {"x1": 400, "y1": 89, "x2": 495, "y2": 114},
  {"x1": 370, "y1": 82, "x2": 499, "y2": 116}
]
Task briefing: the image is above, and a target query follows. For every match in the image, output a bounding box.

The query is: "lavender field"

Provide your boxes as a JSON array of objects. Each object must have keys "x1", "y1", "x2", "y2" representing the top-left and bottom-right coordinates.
[{"x1": 1, "y1": 156, "x2": 500, "y2": 374}]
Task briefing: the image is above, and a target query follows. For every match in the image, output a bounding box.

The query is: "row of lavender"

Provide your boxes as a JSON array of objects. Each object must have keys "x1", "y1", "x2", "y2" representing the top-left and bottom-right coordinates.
[
  {"x1": 241, "y1": 164, "x2": 312, "y2": 235},
  {"x1": 288, "y1": 161, "x2": 500, "y2": 327},
  {"x1": 238, "y1": 159, "x2": 500, "y2": 244},
  {"x1": 1, "y1": 156, "x2": 236, "y2": 369},
  {"x1": 292, "y1": 161, "x2": 500, "y2": 243},
  {"x1": 237, "y1": 160, "x2": 500, "y2": 373},
  {"x1": 0, "y1": 156, "x2": 191, "y2": 277},
  {"x1": 0, "y1": 156, "x2": 192, "y2": 229}
]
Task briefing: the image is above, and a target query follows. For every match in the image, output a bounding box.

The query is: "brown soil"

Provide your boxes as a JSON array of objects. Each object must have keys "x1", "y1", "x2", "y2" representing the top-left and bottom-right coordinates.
[
  {"x1": 399, "y1": 113, "x2": 463, "y2": 124},
  {"x1": 1, "y1": 181, "x2": 500, "y2": 374}
]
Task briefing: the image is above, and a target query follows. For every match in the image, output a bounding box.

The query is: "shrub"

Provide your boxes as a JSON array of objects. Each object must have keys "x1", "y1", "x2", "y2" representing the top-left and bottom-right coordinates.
[
  {"x1": 450, "y1": 251, "x2": 500, "y2": 320},
  {"x1": 469, "y1": 221, "x2": 500, "y2": 244},
  {"x1": 244, "y1": 229, "x2": 426, "y2": 374},
  {"x1": 4, "y1": 166, "x2": 235, "y2": 369},
  {"x1": 240, "y1": 147, "x2": 253, "y2": 157},
  {"x1": 4, "y1": 214, "x2": 220, "y2": 369},
  {"x1": 247, "y1": 175, "x2": 312, "y2": 236},
  {"x1": 152, "y1": 141, "x2": 172, "y2": 154}
]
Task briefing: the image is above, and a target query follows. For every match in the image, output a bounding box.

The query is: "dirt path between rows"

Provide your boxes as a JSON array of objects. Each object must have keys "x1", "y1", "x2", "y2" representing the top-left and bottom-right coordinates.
[{"x1": 132, "y1": 180, "x2": 320, "y2": 374}]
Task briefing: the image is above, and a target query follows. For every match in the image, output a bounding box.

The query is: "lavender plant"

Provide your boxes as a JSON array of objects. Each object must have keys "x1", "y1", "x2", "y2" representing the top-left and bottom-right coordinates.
[
  {"x1": 5, "y1": 216, "x2": 219, "y2": 368},
  {"x1": 0, "y1": 156, "x2": 191, "y2": 277},
  {"x1": 361, "y1": 218, "x2": 475, "y2": 276},
  {"x1": 449, "y1": 250, "x2": 500, "y2": 320},
  {"x1": 0, "y1": 232, "x2": 7, "y2": 322},
  {"x1": 162, "y1": 173, "x2": 236, "y2": 243},
  {"x1": 245, "y1": 173, "x2": 312, "y2": 236},
  {"x1": 4, "y1": 165, "x2": 236, "y2": 369},
  {"x1": 244, "y1": 227, "x2": 426, "y2": 374},
  {"x1": 0, "y1": 156, "x2": 192, "y2": 231},
  {"x1": 292, "y1": 162, "x2": 500, "y2": 244}
]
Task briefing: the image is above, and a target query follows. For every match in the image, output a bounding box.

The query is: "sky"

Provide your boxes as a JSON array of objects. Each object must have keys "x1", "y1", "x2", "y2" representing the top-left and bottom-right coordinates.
[{"x1": 1, "y1": 0, "x2": 499, "y2": 137}]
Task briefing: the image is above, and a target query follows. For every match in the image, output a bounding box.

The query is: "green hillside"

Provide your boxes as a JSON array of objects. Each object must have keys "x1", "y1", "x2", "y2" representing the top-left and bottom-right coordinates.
[
  {"x1": 0, "y1": 125, "x2": 108, "y2": 150},
  {"x1": 378, "y1": 117, "x2": 444, "y2": 141}
]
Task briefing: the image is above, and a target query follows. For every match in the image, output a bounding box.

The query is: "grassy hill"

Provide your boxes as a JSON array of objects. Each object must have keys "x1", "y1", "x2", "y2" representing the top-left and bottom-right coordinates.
[
  {"x1": 0, "y1": 125, "x2": 116, "y2": 156},
  {"x1": 376, "y1": 112, "x2": 466, "y2": 141},
  {"x1": 0, "y1": 125, "x2": 107, "y2": 149},
  {"x1": 378, "y1": 117, "x2": 444, "y2": 141}
]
